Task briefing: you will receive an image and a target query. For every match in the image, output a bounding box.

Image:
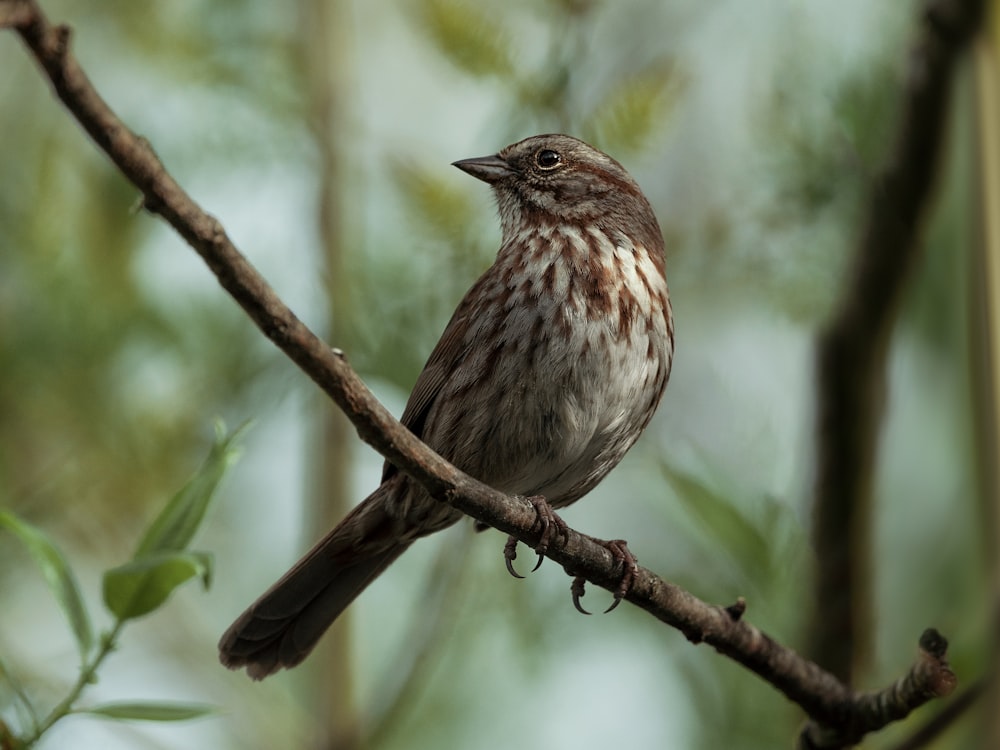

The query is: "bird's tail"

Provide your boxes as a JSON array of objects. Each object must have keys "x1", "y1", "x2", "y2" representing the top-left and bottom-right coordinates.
[{"x1": 218, "y1": 482, "x2": 410, "y2": 680}]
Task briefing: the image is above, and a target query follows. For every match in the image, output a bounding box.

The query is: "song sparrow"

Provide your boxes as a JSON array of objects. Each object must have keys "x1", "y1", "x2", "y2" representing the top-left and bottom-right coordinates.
[{"x1": 219, "y1": 134, "x2": 674, "y2": 679}]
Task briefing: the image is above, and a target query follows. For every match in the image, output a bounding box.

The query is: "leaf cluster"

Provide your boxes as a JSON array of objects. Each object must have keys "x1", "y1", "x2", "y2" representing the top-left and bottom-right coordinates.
[{"x1": 0, "y1": 422, "x2": 245, "y2": 749}]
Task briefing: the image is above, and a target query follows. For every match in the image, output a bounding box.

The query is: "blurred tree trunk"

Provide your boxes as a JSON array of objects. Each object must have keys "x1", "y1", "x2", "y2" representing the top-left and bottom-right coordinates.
[
  {"x1": 299, "y1": 1, "x2": 360, "y2": 747},
  {"x1": 809, "y1": 0, "x2": 988, "y2": 686},
  {"x1": 972, "y1": 9, "x2": 1000, "y2": 747}
]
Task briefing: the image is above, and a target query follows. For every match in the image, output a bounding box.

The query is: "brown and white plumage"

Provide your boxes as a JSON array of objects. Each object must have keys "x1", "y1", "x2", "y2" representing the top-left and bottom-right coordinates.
[{"x1": 219, "y1": 134, "x2": 673, "y2": 679}]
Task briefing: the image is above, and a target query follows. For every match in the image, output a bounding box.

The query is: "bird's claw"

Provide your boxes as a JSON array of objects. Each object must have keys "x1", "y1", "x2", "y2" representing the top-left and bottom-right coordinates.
[
  {"x1": 503, "y1": 535, "x2": 525, "y2": 579},
  {"x1": 571, "y1": 576, "x2": 591, "y2": 615},
  {"x1": 530, "y1": 550, "x2": 545, "y2": 573},
  {"x1": 570, "y1": 539, "x2": 638, "y2": 615},
  {"x1": 502, "y1": 501, "x2": 638, "y2": 617},
  {"x1": 503, "y1": 495, "x2": 568, "y2": 578}
]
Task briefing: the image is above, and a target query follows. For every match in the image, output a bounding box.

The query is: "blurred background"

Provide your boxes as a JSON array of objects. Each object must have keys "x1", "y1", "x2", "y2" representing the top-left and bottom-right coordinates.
[{"x1": 0, "y1": 0, "x2": 995, "y2": 748}]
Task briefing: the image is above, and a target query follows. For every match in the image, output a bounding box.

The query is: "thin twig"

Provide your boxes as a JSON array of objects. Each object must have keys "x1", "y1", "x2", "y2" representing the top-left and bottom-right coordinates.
[
  {"x1": 887, "y1": 676, "x2": 989, "y2": 750},
  {"x1": 0, "y1": 0, "x2": 964, "y2": 744},
  {"x1": 798, "y1": 630, "x2": 958, "y2": 749}
]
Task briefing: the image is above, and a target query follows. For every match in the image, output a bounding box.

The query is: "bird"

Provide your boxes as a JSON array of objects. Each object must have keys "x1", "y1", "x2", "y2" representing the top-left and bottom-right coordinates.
[{"x1": 219, "y1": 134, "x2": 674, "y2": 679}]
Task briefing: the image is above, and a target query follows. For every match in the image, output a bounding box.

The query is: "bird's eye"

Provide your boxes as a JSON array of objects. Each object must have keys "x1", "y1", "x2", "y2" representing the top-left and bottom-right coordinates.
[{"x1": 535, "y1": 149, "x2": 562, "y2": 170}]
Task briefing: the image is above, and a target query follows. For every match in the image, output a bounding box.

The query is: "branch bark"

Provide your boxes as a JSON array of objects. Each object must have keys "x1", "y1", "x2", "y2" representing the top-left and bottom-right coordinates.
[
  {"x1": 810, "y1": 0, "x2": 988, "y2": 685},
  {"x1": 0, "y1": 0, "x2": 968, "y2": 746}
]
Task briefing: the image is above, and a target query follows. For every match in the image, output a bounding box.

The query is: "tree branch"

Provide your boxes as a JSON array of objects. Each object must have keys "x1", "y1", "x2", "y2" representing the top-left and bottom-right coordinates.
[
  {"x1": 0, "y1": 0, "x2": 963, "y2": 745},
  {"x1": 798, "y1": 630, "x2": 958, "y2": 749},
  {"x1": 810, "y1": 0, "x2": 988, "y2": 684},
  {"x1": 887, "y1": 675, "x2": 989, "y2": 750}
]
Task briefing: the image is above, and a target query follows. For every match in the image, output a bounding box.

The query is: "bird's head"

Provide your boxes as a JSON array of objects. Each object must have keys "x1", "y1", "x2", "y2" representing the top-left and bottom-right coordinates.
[{"x1": 453, "y1": 134, "x2": 659, "y2": 249}]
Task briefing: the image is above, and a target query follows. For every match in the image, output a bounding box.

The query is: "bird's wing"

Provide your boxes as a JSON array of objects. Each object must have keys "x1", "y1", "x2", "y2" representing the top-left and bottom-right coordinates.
[{"x1": 380, "y1": 273, "x2": 487, "y2": 483}]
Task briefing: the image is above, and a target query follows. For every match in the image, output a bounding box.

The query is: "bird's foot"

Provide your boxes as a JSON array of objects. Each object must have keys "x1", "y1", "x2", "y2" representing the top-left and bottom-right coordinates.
[
  {"x1": 571, "y1": 538, "x2": 638, "y2": 615},
  {"x1": 504, "y1": 495, "x2": 568, "y2": 578}
]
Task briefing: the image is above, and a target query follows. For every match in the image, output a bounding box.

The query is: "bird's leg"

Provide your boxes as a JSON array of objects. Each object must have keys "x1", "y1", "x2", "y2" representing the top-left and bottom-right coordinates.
[
  {"x1": 571, "y1": 538, "x2": 638, "y2": 615},
  {"x1": 504, "y1": 495, "x2": 569, "y2": 578}
]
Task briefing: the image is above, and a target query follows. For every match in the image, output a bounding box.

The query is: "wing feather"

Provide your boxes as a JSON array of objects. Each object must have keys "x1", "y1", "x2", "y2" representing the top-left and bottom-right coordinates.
[{"x1": 380, "y1": 271, "x2": 491, "y2": 482}]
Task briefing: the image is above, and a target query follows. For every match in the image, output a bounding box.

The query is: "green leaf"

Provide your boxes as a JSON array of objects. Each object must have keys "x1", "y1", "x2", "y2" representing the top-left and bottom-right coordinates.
[
  {"x1": 0, "y1": 652, "x2": 40, "y2": 733},
  {"x1": 79, "y1": 702, "x2": 217, "y2": 722},
  {"x1": 102, "y1": 551, "x2": 212, "y2": 621},
  {"x1": 659, "y1": 461, "x2": 774, "y2": 581},
  {"x1": 582, "y1": 66, "x2": 684, "y2": 157},
  {"x1": 393, "y1": 159, "x2": 480, "y2": 245},
  {"x1": 133, "y1": 420, "x2": 247, "y2": 558},
  {"x1": 415, "y1": 0, "x2": 514, "y2": 78},
  {"x1": 0, "y1": 510, "x2": 94, "y2": 660}
]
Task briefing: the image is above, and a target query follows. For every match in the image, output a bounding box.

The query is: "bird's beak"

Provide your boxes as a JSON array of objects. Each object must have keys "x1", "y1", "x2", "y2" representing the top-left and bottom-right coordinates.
[{"x1": 452, "y1": 154, "x2": 512, "y2": 184}]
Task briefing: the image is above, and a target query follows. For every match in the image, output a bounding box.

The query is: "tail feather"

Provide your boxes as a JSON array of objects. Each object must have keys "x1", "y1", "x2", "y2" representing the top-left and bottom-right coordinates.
[{"x1": 219, "y1": 483, "x2": 410, "y2": 680}]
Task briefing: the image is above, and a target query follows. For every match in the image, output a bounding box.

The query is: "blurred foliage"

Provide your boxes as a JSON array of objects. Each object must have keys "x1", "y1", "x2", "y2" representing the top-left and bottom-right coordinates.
[
  {"x1": 651, "y1": 452, "x2": 810, "y2": 750},
  {"x1": 0, "y1": 425, "x2": 241, "y2": 748},
  {"x1": 580, "y1": 65, "x2": 683, "y2": 158},
  {"x1": 0, "y1": 0, "x2": 286, "y2": 549},
  {"x1": 660, "y1": 458, "x2": 807, "y2": 605},
  {"x1": 415, "y1": 0, "x2": 515, "y2": 79},
  {"x1": 410, "y1": 0, "x2": 682, "y2": 153},
  {"x1": 0, "y1": 0, "x2": 993, "y2": 749}
]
